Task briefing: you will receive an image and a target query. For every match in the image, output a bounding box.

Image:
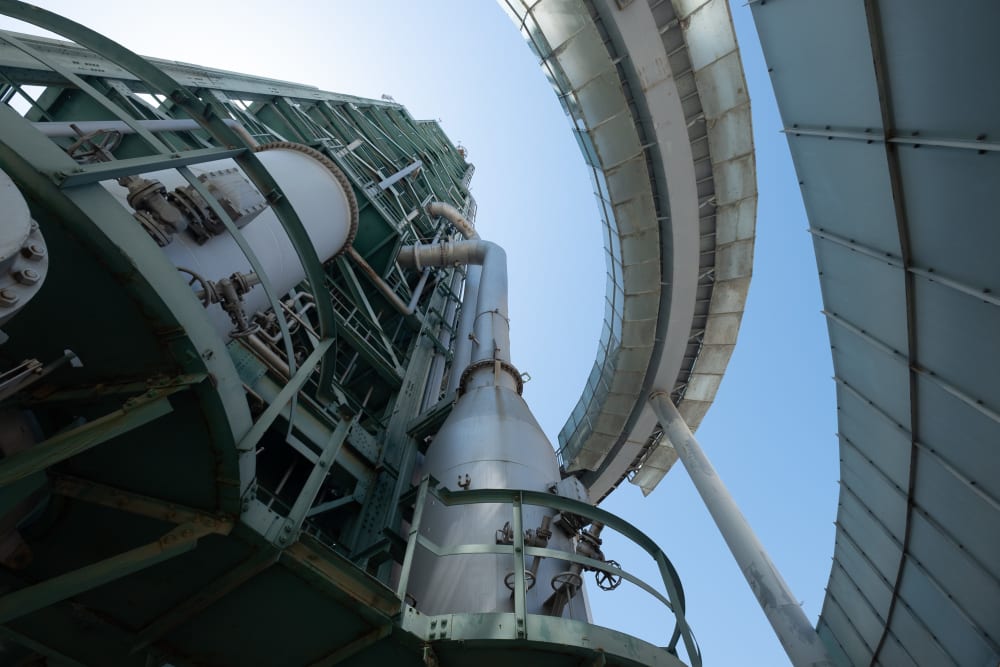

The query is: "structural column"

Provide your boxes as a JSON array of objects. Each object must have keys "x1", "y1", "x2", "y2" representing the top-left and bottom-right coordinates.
[{"x1": 648, "y1": 392, "x2": 833, "y2": 667}]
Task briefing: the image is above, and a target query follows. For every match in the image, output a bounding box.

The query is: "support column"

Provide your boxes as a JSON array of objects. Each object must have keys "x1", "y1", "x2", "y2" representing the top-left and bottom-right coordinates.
[{"x1": 648, "y1": 392, "x2": 833, "y2": 667}]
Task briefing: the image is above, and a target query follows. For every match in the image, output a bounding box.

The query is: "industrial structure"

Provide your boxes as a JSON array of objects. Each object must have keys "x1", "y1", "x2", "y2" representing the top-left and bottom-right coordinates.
[
  {"x1": 0, "y1": 1, "x2": 758, "y2": 665},
  {"x1": 0, "y1": 0, "x2": 993, "y2": 666}
]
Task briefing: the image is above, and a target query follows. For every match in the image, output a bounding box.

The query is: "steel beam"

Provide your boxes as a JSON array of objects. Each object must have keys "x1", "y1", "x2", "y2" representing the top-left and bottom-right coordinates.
[
  {"x1": 131, "y1": 547, "x2": 278, "y2": 653},
  {"x1": 0, "y1": 522, "x2": 221, "y2": 623},
  {"x1": 810, "y1": 228, "x2": 1000, "y2": 308},
  {"x1": 236, "y1": 339, "x2": 333, "y2": 452},
  {"x1": 50, "y1": 474, "x2": 232, "y2": 529},
  {"x1": 53, "y1": 147, "x2": 246, "y2": 187},
  {"x1": 307, "y1": 624, "x2": 392, "y2": 667},
  {"x1": 0, "y1": 390, "x2": 174, "y2": 487},
  {"x1": 785, "y1": 125, "x2": 1000, "y2": 153}
]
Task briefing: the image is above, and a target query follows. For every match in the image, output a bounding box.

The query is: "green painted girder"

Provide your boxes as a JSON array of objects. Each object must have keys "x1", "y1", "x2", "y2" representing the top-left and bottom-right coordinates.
[
  {"x1": 0, "y1": 0, "x2": 341, "y2": 402},
  {"x1": 0, "y1": 386, "x2": 179, "y2": 487},
  {"x1": 0, "y1": 520, "x2": 228, "y2": 625}
]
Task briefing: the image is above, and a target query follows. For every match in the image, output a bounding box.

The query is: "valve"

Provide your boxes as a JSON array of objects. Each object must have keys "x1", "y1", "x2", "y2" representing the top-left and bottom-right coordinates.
[{"x1": 594, "y1": 559, "x2": 623, "y2": 591}]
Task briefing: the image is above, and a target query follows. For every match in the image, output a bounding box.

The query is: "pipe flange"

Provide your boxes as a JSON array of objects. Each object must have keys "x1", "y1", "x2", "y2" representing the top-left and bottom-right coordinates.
[
  {"x1": 457, "y1": 358, "x2": 524, "y2": 396},
  {"x1": 252, "y1": 142, "x2": 359, "y2": 257}
]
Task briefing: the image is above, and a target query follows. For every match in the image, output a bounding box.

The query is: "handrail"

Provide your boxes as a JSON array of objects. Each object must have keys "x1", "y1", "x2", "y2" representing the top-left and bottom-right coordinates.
[{"x1": 397, "y1": 478, "x2": 702, "y2": 667}]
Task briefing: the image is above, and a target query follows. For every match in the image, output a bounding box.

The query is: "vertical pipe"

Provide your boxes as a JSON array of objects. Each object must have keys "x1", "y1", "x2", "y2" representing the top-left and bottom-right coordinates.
[
  {"x1": 447, "y1": 264, "x2": 480, "y2": 393},
  {"x1": 648, "y1": 392, "x2": 834, "y2": 667}
]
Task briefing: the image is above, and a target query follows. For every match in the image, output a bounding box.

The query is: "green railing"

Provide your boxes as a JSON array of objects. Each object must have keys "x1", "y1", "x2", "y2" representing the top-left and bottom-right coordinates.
[{"x1": 397, "y1": 477, "x2": 702, "y2": 667}]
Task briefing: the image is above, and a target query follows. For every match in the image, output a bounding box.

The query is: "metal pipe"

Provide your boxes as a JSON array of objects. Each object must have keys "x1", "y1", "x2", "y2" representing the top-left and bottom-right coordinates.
[
  {"x1": 425, "y1": 202, "x2": 480, "y2": 393},
  {"x1": 31, "y1": 118, "x2": 259, "y2": 147},
  {"x1": 647, "y1": 392, "x2": 834, "y2": 667},
  {"x1": 422, "y1": 268, "x2": 463, "y2": 410},
  {"x1": 397, "y1": 240, "x2": 510, "y2": 375},
  {"x1": 347, "y1": 247, "x2": 415, "y2": 316},
  {"x1": 244, "y1": 333, "x2": 290, "y2": 380}
]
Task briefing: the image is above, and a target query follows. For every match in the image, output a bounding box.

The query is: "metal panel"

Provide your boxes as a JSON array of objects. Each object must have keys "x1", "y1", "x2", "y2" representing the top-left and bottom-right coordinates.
[
  {"x1": 753, "y1": 0, "x2": 1000, "y2": 662},
  {"x1": 897, "y1": 147, "x2": 1000, "y2": 297},
  {"x1": 877, "y1": 0, "x2": 1000, "y2": 139}
]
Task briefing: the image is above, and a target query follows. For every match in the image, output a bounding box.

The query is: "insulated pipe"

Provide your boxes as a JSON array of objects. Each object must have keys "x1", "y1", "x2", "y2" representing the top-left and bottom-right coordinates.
[
  {"x1": 648, "y1": 392, "x2": 834, "y2": 667},
  {"x1": 397, "y1": 240, "x2": 510, "y2": 377},
  {"x1": 100, "y1": 145, "x2": 355, "y2": 339},
  {"x1": 424, "y1": 202, "x2": 480, "y2": 394}
]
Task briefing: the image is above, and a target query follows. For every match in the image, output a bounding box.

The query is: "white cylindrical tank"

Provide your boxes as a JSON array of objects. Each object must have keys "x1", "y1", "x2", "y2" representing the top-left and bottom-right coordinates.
[{"x1": 101, "y1": 144, "x2": 356, "y2": 338}]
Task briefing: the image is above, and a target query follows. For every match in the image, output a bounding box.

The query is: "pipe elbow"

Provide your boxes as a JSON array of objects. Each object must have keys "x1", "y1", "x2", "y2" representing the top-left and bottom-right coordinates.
[{"x1": 426, "y1": 201, "x2": 478, "y2": 240}]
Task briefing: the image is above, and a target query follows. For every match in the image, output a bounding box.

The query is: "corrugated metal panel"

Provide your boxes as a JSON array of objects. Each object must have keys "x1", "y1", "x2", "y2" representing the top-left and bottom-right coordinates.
[{"x1": 752, "y1": 0, "x2": 1000, "y2": 663}]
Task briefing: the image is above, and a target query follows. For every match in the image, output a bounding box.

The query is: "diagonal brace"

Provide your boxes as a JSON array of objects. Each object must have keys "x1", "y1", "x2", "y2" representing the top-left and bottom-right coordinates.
[
  {"x1": 0, "y1": 389, "x2": 176, "y2": 488},
  {"x1": 0, "y1": 521, "x2": 224, "y2": 624}
]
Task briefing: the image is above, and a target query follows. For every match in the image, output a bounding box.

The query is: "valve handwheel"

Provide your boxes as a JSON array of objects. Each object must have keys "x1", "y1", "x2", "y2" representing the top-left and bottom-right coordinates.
[
  {"x1": 595, "y1": 559, "x2": 623, "y2": 591},
  {"x1": 503, "y1": 570, "x2": 536, "y2": 591}
]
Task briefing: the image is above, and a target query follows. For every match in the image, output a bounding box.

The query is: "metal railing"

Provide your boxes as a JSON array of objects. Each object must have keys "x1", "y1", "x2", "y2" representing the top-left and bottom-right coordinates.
[{"x1": 396, "y1": 477, "x2": 702, "y2": 666}]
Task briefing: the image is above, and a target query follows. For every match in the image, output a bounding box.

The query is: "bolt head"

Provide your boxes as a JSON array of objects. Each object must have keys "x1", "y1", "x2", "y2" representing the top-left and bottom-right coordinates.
[
  {"x1": 0, "y1": 289, "x2": 18, "y2": 307},
  {"x1": 20, "y1": 243, "x2": 45, "y2": 260},
  {"x1": 14, "y1": 269, "x2": 39, "y2": 285}
]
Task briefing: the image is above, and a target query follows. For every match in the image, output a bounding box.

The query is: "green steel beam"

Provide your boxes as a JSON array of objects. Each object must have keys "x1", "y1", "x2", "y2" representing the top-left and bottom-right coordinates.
[
  {"x1": 236, "y1": 339, "x2": 333, "y2": 452},
  {"x1": 395, "y1": 476, "x2": 428, "y2": 600},
  {"x1": 53, "y1": 147, "x2": 246, "y2": 187},
  {"x1": 0, "y1": 29, "x2": 171, "y2": 152},
  {"x1": 0, "y1": 522, "x2": 222, "y2": 624},
  {"x1": 50, "y1": 474, "x2": 232, "y2": 530},
  {"x1": 334, "y1": 257, "x2": 405, "y2": 369},
  {"x1": 307, "y1": 624, "x2": 392, "y2": 667},
  {"x1": 130, "y1": 547, "x2": 279, "y2": 653},
  {"x1": 0, "y1": 0, "x2": 340, "y2": 402},
  {"x1": 511, "y1": 492, "x2": 527, "y2": 639},
  {"x1": 279, "y1": 417, "x2": 352, "y2": 540},
  {"x1": 0, "y1": 389, "x2": 175, "y2": 488}
]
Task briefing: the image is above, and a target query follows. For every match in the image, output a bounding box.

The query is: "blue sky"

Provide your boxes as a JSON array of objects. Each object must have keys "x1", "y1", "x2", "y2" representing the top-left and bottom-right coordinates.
[{"x1": 0, "y1": 2, "x2": 839, "y2": 664}]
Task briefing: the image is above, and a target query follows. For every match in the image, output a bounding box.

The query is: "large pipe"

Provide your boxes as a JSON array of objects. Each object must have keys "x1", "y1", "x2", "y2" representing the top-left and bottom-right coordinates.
[
  {"x1": 648, "y1": 392, "x2": 834, "y2": 667},
  {"x1": 424, "y1": 202, "x2": 481, "y2": 394},
  {"x1": 397, "y1": 240, "x2": 510, "y2": 384},
  {"x1": 100, "y1": 144, "x2": 356, "y2": 339}
]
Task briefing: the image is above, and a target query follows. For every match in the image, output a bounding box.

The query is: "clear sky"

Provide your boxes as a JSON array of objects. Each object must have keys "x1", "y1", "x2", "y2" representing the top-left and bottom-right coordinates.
[{"x1": 0, "y1": 2, "x2": 839, "y2": 664}]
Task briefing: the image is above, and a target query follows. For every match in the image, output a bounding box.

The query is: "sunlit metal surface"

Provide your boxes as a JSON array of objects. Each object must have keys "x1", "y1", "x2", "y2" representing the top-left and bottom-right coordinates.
[
  {"x1": 753, "y1": 0, "x2": 1000, "y2": 664},
  {"x1": 502, "y1": 0, "x2": 756, "y2": 500}
]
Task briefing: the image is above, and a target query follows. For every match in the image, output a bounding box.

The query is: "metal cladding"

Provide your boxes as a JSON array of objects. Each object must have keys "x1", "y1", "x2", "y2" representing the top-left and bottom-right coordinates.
[
  {"x1": 100, "y1": 144, "x2": 357, "y2": 339},
  {"x1": 407, "y1": 378, "x2": 585, "y2": 619},
  {"x1": 501, "y1": 0, "x2": 757, "y2": 501},
  {"x1": 753, "y1": 1, "x2": 1000, "y2": 665}
]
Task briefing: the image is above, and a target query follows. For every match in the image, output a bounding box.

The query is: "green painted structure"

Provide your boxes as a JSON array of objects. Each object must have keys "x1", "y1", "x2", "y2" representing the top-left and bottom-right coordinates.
[{"x1": 0, "y1": 3, "x2": 696, "y2": 665}]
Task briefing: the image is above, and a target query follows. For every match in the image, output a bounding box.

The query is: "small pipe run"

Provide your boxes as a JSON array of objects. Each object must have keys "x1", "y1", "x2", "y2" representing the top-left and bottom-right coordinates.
[
  {"x1": 397, "y1": 239, "x2": 511, "y2": 389},
  {"x1": 347, "y1": 247, "x2": 418, "y2": 317},
  {"x1": 647, "y1": 392, "x2": 834, "y2": 667},
  {"x1": 31, "y1": 118, "x2": 259, "y2": 147}
]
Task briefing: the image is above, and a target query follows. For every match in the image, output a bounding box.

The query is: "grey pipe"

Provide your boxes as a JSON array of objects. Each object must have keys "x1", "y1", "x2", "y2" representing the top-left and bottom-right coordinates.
[
  {"x1": 31, "y1": 118, "x2": 259, "y2": 147},
  {"x1": 424, "y1": 202, "x2": 480, "y2": 393},
  {"x1": 397, "y1": 240, "x2": 511, "y2": 386},
  {"x1": 647, "y1": 392, "x2": 834, "y2": 667},
  {"x1": 422, "y1": 268, "x2": 464, "y2": 410}
]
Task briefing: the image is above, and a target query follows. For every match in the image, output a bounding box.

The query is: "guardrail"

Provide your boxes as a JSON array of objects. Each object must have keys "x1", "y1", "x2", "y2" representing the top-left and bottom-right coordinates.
[{"x1": 396, "y1": 477, "x2": 702, "y2": 667}]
